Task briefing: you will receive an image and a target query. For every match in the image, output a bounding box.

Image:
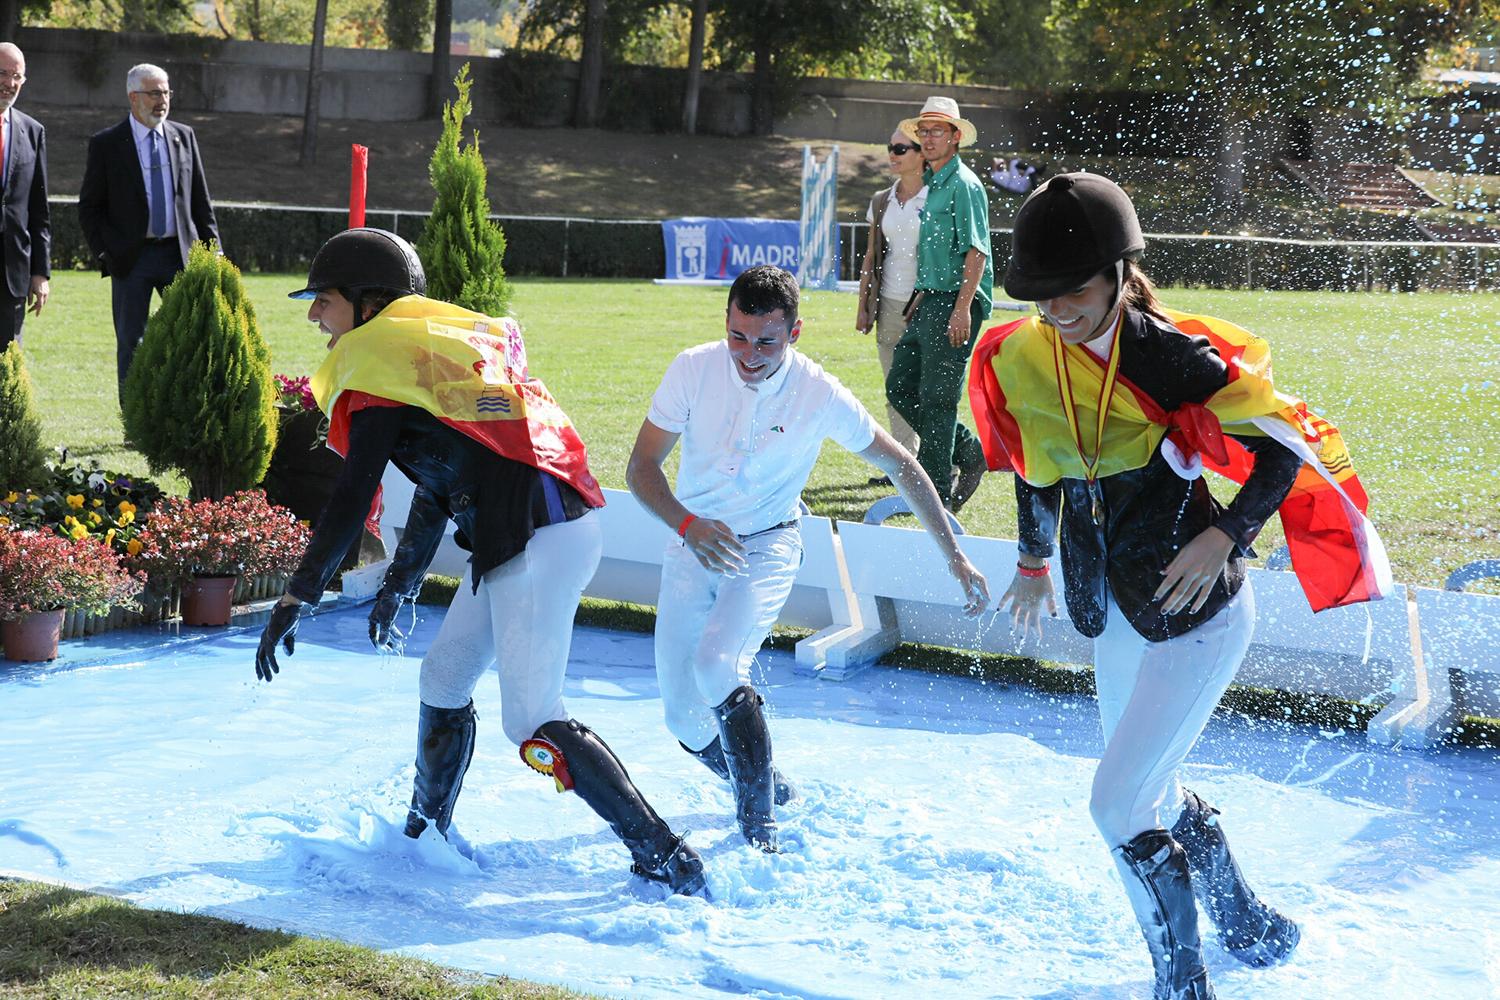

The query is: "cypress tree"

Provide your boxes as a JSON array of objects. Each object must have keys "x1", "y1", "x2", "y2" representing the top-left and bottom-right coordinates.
[
  {"x1": 121, "y1": 243, "x2": 278, "y2": 500},
  {"x1": 417, "y1": 63, "x2": 512, "y2": 317},
  {"x1": 0, "y1": 342, "x2": 48, "y2": 492}
]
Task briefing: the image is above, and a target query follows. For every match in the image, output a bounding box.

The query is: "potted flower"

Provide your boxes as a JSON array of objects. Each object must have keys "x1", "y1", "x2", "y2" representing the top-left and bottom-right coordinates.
[
  {"x1": 0, "y1": 525, "x2": 144, "y2": 661},
  {"x1": 134, "y1": 490, "x2": 311, "y2": 627}
]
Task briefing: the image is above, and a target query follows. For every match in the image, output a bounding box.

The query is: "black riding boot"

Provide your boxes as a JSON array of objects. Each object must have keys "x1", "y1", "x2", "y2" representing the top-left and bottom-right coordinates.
[
  {"x1": 1172, "y1": 789, "x2": 1301, "y2": 967},
  {"x1": 1113, "y1": 829, "x2": 1217, "y2": 1000},
  {"x1": 530, "y1": 719, "x2": 708, "y2": 897},
  {"x1": 681, "y1": 736, "x2": 797, "y2": 806},
  {"x1": 713, "y1": 685, "x2": 778, "y2": 852},
  {"x1": 404, "y1": 701, "x2": 477, "y2": 839}
]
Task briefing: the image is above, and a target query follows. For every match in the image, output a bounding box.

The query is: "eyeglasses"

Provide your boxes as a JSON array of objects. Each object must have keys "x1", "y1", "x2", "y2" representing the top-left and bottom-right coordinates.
[
  {"x1": 133, "y1": 89, "x2": 172, "y2": 99},
  {"x1": 887, "y1": 143, "x2": 920, "y2": 155},
  {"x1": 915, "y1": 126, "x2": 955, "y2": 139},
  {"x1": 0, "y1": 72, "x2": 24, "y2": 84}
]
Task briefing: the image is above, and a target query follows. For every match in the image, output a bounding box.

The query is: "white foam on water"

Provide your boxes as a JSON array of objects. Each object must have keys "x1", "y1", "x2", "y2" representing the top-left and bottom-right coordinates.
[{"x1": 3, "y1": 609, "x2": 1498, "y2": 999}]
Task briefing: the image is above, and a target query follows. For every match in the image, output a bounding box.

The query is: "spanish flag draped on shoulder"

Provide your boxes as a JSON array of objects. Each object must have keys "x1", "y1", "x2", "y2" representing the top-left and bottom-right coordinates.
[
  {"x1": 968, "y1": 309, "x2": 1392, "y2": 612},
  {"x1": 310, "y1": 295, "x2": 605, "y2": 508}
]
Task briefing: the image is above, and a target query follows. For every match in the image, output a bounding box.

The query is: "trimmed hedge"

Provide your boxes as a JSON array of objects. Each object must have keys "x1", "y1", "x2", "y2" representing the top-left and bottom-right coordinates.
[{"x1": 47, "y1": 199, "x2": 1500, "y2": 291}]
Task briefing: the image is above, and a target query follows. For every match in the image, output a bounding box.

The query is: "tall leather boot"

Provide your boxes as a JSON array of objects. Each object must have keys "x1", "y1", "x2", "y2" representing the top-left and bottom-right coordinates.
[
  {"x1": 713, "y1": 685, "x2": 778, "y2": 852},
  {"x1": 404, "y1": 701, "x2": 477, "y2": 839},
  {"x1": 1113, "y1": 829, "x2": 1217, "y2": 1000},
  {"x1": 681, "y1": 736, "x2": 798, "y2": 805},
  {"x1": 1172, "y1": 789, "x2": 1301, "y2": 967},
  {"x1": 526, "y1": 719, "x2": 708, "y2": 898}
]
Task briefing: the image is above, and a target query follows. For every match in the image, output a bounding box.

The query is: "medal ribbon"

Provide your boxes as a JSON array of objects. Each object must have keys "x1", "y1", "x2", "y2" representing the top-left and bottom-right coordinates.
[{"x1": 1051, "y1": 320, "x2": 1122, "y2": 496}]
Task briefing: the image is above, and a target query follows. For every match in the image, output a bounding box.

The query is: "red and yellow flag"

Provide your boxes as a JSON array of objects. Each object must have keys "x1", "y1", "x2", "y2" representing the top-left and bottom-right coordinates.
[
  {"x1": 969, "y1": 310, "x2": 1391, "y2": 612},
  {"x1": 311, "y1": 295, "x2": 605, "y2": 508}
]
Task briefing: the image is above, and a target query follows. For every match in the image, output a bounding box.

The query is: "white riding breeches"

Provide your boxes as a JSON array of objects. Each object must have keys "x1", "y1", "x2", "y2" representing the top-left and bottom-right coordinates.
[
  {"x1": 418, "y1": 511, "x2": 603, "y2": 746},
  {"x1": 1088, "y1": 584, "x2": 1255, "y2": 847},
  {"x1": 653, "y1": 524, "x2": 802, "y2": 751}
]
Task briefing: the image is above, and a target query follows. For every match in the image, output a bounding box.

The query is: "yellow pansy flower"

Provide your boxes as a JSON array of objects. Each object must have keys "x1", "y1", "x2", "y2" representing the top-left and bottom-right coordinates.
[
  {"x1": 66, "y1": 494, "x2": 85, "y2": 509},
  {"x1": 92, "y1": 498, "x2": 104, "y2": 508},
  {"x1": 105, "y1": 529, "x2": 117, "y2": 547},
  {"x1": 88, "y1": 512, "x2": 103, "y2": 526},
  {"x1": 118, "y1": 501, "x2": 137, "y2": 515},
  {"x1": 118, "y1": 510, "x2": 135, "y2": 526},
  {"x1": 69, "y1": 522, "x2": 90, "y2": 539},
  {"x1": 0, "y1": 516, "x2": 9, "y2": 526},
  {"x1": 127, "y1": 539, "x2": 144, "y2": 556},
  {"x1": 63, "y1": 515, "x2": 76, "y2": 527},
  {"x1": 3, "y1": 491, "x2": 16, "y2": 503}
]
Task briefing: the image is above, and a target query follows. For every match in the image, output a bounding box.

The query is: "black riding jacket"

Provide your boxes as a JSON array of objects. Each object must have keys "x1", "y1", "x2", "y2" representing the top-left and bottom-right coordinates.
[
  {"x1": 1015, "y1": 308, "x2": 1302, "y2": 642},
  {"x1": 287, "y1": 404, "x2": 591, "y2": 603}
]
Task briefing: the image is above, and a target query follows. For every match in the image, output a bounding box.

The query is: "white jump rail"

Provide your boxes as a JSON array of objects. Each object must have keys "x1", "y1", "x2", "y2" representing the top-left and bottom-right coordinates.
[{"x1": 367, "y1": 470, "x2": 1497, "y2": 747}]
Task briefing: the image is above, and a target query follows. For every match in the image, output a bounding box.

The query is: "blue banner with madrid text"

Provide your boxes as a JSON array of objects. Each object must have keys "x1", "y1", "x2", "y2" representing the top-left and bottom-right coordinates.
[{"x1": 661, "y1": 218, "x2": 801, "y2": 282}]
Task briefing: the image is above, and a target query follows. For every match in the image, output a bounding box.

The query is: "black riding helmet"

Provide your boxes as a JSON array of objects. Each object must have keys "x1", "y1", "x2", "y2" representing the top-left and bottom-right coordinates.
[
  {"x1": 1003, "y1": 173, "x2": 1144, "y2": 301},
  {"x1": 288, "y1": 227, "x2": 427, "y2": 303}
]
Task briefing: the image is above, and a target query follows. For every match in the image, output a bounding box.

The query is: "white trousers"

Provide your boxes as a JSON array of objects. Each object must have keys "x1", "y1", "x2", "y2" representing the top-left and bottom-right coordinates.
[
  {"x1": 1088, "y1": 584, "x2": 1256, "y2": 847},
  {"x1": 418, "y1": 511, "x2": 602, "y2": 746},
  {"x1": 654, "y1": 525, "x2": 803, "y2": 751}
]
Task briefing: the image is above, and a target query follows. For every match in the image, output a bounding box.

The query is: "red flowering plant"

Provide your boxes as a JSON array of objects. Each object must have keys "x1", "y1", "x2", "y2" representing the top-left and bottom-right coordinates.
[
  {"x1": 0, "y1": 523, "x2": 145, "y2": 619},
  {"x1": 274, "y1": 374, "x2": 318, "y2": 413},
  {"x1": 133, "y1": 490, "x2": 311, "y2": 588},
  {"x1": 0, "y1": 456, "x2": 163, "y2": 560}
]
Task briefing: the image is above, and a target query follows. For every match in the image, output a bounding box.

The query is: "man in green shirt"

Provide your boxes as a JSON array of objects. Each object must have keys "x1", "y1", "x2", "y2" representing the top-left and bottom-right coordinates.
[{"x1": 886, "y1": 96, "x2": 993, "y2": 512}]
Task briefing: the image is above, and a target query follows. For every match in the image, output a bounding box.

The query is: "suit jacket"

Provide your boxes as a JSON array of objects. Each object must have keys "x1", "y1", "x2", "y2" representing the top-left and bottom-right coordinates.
[
  {"x1": 77, "y1": 117, "x2": 219, "y2": 279},
  {"x1": 1, "y1": 108, "x2": 50, "y2": 301}
]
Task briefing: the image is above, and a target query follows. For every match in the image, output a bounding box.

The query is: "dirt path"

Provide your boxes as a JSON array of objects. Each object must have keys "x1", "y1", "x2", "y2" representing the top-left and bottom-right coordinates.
[{"x1": 33, "y1": 102, "x2": 895, "y2": 220}]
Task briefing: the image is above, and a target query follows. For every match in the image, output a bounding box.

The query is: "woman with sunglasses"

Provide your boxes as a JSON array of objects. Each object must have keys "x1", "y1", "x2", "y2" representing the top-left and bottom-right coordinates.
[{"x1": 854, "y1": 127, "x2": 927, "y2": 475}]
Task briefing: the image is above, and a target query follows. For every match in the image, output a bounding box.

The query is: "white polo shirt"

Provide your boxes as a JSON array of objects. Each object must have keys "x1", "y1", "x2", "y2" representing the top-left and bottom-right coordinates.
[{"x1": 648, "y1": 340, "x2": 878, "y2": 536}]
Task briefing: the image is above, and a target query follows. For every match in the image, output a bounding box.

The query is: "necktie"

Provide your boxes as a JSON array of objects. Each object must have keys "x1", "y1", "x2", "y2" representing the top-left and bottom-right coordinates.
[{"x1": 148, "y1": 130, "x2": 167, "y2": 238}]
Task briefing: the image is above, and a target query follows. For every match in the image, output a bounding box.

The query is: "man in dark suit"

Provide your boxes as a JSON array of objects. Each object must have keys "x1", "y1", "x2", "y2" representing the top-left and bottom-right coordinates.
[
  {"x1": 0, "y1": 42, "x2": 51, "y2": 352},
  {"x1": 78, "y1": 62, "x2": 219, "y2": 398}
]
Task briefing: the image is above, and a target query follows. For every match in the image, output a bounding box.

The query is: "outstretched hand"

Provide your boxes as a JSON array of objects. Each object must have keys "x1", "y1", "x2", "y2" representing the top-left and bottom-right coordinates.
[
  {"x1": 996, "y1": 568, "x2": 1057, "y2": 640},
  {"x1": 255, "y1": 601, "x2": 301, "y2": 682},
  {"x1": 369, "y1": 589, "x2": 407, "y2": 652},
  {"x1": 949, "y1": 555, "x2": 990, "y2": 617}
]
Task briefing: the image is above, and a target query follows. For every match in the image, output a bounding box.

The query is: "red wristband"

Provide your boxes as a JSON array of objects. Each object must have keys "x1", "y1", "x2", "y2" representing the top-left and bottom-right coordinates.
[
  {"x1": 677, "y1": 513, "x2": 698, "y2": 538},
  {"x1": 1016, "y1": 561, "x2": 1050, "y2": 578}
]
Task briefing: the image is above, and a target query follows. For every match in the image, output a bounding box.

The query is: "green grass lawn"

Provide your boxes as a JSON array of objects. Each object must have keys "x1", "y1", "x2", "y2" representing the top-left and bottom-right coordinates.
[
  {"x1": 18, "y1": 273, "x2": 1499, "y2": 589},
  {"x1": 0, "y1": 877, "x2": 591, "y2": 999}
]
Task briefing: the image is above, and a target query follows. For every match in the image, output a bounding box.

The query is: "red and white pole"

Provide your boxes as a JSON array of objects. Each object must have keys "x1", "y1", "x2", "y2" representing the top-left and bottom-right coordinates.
[{"x1": 348, "y1": 144, "x2": 368, "y2": 229}]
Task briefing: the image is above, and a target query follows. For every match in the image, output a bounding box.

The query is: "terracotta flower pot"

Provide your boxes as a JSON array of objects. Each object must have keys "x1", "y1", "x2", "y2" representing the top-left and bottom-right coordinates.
[
  {"x1": 180, "y1": 575, "x2": 239, "y2": 626},
  {"x1": 2, "y1": 609, "x2": 66, "y2": 662}
]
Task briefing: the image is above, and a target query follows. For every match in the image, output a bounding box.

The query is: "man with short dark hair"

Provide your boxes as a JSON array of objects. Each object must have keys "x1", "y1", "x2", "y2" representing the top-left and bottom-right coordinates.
[
  {"x1": 627, "y1": 264, "x2": 989, "y2": 853},
  {"x1": 0, "y1": 42, "x2": 50, "y2": 351},
  {"x1": 887, "y1": 96, "x2": 993, "y2": 513},
  {"x1": 78, "y1": 62, "x2": 219, "y2": 399}
]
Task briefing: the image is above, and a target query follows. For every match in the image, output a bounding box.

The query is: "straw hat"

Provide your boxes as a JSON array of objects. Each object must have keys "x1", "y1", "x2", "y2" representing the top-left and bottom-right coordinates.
[{"x1": 899, "y1": 96, "x2": 978, "y2": 147}]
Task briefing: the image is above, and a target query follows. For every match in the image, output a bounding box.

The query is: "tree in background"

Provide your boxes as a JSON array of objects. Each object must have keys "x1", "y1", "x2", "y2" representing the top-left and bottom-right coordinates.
[
  {"x1": 1049, "y1": 0, "x2": 1490, "y2": 211},
  {"x1": 0, "y1": 344, "x2": 48, "y2": 492},
  {"x1": 386, "y1": 0, "x2": 428, "y2": 48},
  {"x1": 122, "y1": 244, "x2": 277, "y2": 501},
  {"x1": 417, "y1": 64, "x2": 512, "y2": 316}
]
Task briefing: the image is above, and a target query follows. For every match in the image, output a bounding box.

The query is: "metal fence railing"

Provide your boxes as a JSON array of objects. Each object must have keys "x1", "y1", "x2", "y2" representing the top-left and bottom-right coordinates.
[{"x1": 48, "y1": 197, "x2": 1500, "y2": 291}]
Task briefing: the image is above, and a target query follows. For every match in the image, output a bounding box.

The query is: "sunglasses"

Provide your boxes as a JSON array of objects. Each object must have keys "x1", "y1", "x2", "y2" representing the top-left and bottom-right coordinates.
[{"x1": 887, "y1": 142, "x2": 920, "y2": 155}]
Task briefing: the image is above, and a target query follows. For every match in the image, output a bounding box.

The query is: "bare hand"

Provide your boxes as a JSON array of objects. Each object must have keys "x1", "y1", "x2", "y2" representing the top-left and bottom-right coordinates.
[
  {"x1": 1154, "y1": 525, "x2": 1234, "y2": 615},
  {"x1": 949, "y1": 555, "x2": 990, "y2": 616},
  {"x1": 27, "y1": 276, "x2": 48, "y2": 316},
  {"x1": 856, "y1": 305, "x2": 872, "y2": 335},
  {"x1": 997, "y1": 569, "x2": 1057, "y2": 640},
  {"x1": 947, "y1": 305, "x2": 971, "y2": 348},
  {"x1": 683, "y1": 517, "x2": 749, "y2": 575}
]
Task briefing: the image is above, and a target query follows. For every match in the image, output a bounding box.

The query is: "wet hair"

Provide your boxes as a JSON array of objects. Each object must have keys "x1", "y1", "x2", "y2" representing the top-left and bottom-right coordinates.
[
  {"x1": 727, "y1": 265, "x2": 799, "y2": 329},
  {"x1": 1120, "y1": 259, "x2": 1171, "y2": 324}
]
